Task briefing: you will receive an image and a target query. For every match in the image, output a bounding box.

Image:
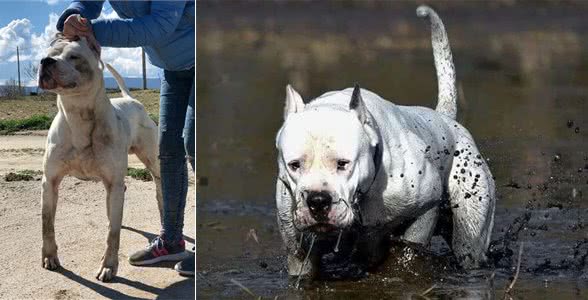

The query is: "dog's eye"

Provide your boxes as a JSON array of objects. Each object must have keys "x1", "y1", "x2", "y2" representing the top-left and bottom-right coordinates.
[
  {"x1": 69, "y1": 55, "x2": 80, "y2": 60},
  {"x1": 288, "y1": 160, "x2": 301, "y2": 171},
  {"x1": 337, "y1": 159, "x2": 350, "y2": 171}
]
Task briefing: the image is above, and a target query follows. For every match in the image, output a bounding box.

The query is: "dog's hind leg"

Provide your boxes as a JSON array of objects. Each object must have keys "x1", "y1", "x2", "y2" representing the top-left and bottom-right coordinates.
[
  {"x1": 97, "y1": 177, "x2": 126, "y2": 282},
  {"x1": 133, "y1": 125, "x2": 163, "y2": 223},
  {"x1": 447, "y1": 131, "x2": 496, "y2": 269},
  {"x1": 41, "y1": 167, "x2": 64, "y2": 270}
]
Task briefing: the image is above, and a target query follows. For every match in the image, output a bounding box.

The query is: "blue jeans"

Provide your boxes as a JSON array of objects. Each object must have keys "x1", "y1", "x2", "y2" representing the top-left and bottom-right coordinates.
[{"x1": 158, "y1": 68, "x2": 195, "y2": 244}]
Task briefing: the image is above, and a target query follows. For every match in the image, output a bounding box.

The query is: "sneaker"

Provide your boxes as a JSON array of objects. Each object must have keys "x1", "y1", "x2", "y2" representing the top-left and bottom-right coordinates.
[
  {"x1": 129, "y1": 237, "x2": 189, "y2": 266},
  {"x1": 174, "y1": 251, "x2": 195, "y2": 276}
]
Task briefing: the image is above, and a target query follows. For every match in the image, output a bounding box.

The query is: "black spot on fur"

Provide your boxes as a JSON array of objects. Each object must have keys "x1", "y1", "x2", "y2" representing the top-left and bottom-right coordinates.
[{"x1": 567, "y1": 120, "x2": 574, "y2": 128}]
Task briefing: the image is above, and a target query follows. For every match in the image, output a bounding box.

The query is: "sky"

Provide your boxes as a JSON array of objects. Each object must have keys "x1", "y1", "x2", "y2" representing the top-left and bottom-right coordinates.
[{"x1": 0, "y1": 0, "x2": 160, "y2": 85}]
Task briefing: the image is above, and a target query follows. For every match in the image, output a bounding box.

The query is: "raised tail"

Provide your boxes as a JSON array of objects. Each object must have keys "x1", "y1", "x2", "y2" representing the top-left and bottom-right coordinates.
[
  {"x1": 417, "y1": 5, "x2": 457, "y2": 120},
  {"x1": 105, "y1": 63, "x2": 132, "y2": 98}
]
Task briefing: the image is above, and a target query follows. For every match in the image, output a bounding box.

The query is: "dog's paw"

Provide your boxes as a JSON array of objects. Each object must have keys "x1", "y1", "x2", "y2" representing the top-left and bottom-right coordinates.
[
  {"x1": 287, "y1": 253, "x2": 316, "y2": 277},
  {"x1": 42, "y1": 254, "x2": 61, "y2": 270},
  {"x1": 96, "y1": 265, "x2": 117, "y2": 282}
]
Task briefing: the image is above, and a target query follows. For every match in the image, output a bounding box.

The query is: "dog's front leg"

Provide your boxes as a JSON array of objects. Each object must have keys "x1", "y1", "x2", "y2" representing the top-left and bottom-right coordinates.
[
  {"x1": 281, "y1": 227, "x2": 320, "y2": 278},
  {"x1": 276, "y1": 179, "x2": 320, "y2": 279},
  {"x1": 41, "y1": 173, "x2": 63, "y2": 270},
  {"x1": 402, "y1": 206, "x2": 439, "y2": 246},
  {"x1": 287, "y1": 250, "x2": 319, "y2": 278},
  {"x1": 96, "y1": 180, "x2": 125, "y2": 282}
]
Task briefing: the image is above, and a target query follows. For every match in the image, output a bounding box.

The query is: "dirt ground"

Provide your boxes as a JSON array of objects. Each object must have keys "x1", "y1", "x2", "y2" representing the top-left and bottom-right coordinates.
[{"x1": 0, "y1": 131, "x2": 195, "y2": 300}]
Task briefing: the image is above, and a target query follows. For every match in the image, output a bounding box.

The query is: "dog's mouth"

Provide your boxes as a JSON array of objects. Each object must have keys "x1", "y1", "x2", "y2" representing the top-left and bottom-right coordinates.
[
  {"x1": 62, "y1": 82, "x2": 77, "y2": 89},
  {"x1": 293, "y1": 199, "x2": 358, "y2": 234},
  {"x1": 39, "y1": 71, "x2": 77, "y2": 90},
  {"x1": 39, "y1": 72, "x2": 57, "y2": 90},
  {"x1": 307, "y1": 223, "x2": 338, "y2": 233}
]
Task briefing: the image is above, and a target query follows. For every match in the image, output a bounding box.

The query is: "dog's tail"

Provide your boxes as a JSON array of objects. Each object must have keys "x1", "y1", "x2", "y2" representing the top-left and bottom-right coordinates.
[
  {"x1": 105, "y1": 63, "x2": 132, "y2": 98},
  {"x1": 417, "y1": 5, "x2": 457, "y2": 120}
]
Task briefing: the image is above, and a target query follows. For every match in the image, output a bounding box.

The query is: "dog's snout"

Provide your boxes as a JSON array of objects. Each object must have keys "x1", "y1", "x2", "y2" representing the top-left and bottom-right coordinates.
[
  {"x1": 306, "y1": 191, "x2": 332, "y2": 220},
  {"x1": 40, "y1": 57, "x2": 57, "y2": 67}
]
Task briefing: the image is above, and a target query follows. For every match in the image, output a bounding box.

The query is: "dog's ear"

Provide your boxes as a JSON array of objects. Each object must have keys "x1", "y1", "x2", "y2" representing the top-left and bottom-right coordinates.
[
  {"x1": 284, "y1": 84, "x2": 305, "y2": 120},
  {"x1": 77, "y1": 37, "x2": 101, "y2": 59},
  {"x1": 349, "y1": 83, "x2": 368, "y2": 124},
  {"x1": 350, "y1": 83, "x2": 378, "y2": 147}
]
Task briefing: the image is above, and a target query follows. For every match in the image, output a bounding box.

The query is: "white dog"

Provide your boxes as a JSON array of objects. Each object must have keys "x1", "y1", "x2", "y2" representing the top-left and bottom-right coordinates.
[
  {"x1": 39, "y1": 34, "x2": 162, "y2": 282},
  {"x1": 275, "y1": 6, "x2": 495, "y2": 278}
]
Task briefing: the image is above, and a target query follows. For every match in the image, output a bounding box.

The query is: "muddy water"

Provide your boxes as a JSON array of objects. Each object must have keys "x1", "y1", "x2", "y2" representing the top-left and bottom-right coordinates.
[{"x1": 196, "y1": 2, "x2": 588, "y2": 298}]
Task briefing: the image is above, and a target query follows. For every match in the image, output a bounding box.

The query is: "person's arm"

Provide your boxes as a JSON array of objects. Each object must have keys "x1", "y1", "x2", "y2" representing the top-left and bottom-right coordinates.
[
  {"x1": 56, "y1": 1, "x2": 105, "y2": 31},
  {"x1": 90, "y1": 1, "x2": 187, "y2": 47}
]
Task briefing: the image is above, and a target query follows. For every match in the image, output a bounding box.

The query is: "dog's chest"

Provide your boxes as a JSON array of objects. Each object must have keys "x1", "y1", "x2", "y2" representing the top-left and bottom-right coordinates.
[{"x1": 63, "y1": 147, "x2": 104, "y2": 181}]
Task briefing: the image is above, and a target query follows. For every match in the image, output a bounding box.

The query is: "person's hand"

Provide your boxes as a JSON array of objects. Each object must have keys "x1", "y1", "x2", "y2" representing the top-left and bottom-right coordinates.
[
  {"x1": 63, "y1": 14, "x2": 90, "y2": 39},
  {"x1": 63, "y1": 14, "x2": 101, "y2": 56}
]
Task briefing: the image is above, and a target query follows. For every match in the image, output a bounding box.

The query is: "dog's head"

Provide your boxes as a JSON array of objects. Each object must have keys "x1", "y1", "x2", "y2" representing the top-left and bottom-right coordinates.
[
  {"x1": 276, "y1": 84, "x2": 379, "y2": 234},
  {"x1": 38, "y1": 33, "x2": 101, "y2": 94}
]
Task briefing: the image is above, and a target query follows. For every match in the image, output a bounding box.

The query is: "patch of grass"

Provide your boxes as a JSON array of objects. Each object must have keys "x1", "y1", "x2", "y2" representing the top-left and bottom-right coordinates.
[
  {"x1": 0, "y1": 89, "x2": 159, "y2": 134},
  {"x1": 4, "y1": 169, "x2": 42, "y2": 182},
  {"x1": 0, "y1": 114, "x2": 53, "y2": 134},
  {"x1": 127, "y1": 167, "x2": 152, "y2": 181},
  {"x1": 19, "y1": 169, "x2": 43, "y2": 176},
  {"x1": 0, "y1": 94, "x2": 57, "y2": 121},
  {"x1": 108, "y1": 89, "x2": 159, "y2": 117}
]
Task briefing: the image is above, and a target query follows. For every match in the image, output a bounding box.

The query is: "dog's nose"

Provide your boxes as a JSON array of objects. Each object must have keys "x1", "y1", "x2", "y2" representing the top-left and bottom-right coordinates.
[
  {"x1": 306, "y1": 191, "x2": 332, "y2": 220},
  {"x1": 40, "y1": 57, "x2": 57, "y2": 67}
]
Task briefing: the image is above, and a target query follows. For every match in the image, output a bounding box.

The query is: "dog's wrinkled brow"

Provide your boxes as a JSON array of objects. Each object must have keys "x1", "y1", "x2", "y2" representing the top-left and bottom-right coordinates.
[
  {"x1": 49, "y1": 37, "x2": 63, "y2": 47},
  {"x1": 46, "y1": 44, "x2": 67, "y2": 57},
  {"x1": 49, "y1": 40, "x2": 67, "y2": 52},
  {"x1": 50, "y1": 35, "x2": 79, "y2": 48}
]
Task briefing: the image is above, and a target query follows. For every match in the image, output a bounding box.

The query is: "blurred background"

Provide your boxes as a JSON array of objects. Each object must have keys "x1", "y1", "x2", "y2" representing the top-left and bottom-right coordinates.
[{"x1": 197, "y1": 1, "x2": 587, "y2": 298}]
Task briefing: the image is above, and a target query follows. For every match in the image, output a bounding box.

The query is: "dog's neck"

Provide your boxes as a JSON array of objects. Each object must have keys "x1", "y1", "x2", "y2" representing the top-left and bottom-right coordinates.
[{"x1": 57, "y1": 77, "x2": 114, "y2": 150}]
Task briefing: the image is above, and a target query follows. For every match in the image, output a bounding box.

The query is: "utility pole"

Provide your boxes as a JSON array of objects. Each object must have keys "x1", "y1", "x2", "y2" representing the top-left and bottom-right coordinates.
[
  {"x1": 16, "y1": 46, "x2": 22, "y2": 95},
  {"x1": 141, "y1": 48, "x2": 146, "y2": 90}
]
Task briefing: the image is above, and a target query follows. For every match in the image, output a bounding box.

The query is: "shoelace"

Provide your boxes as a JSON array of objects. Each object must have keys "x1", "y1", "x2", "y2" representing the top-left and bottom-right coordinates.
[{"x1": 148, "y1": 237, "x2": 164, "y2": 250}]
